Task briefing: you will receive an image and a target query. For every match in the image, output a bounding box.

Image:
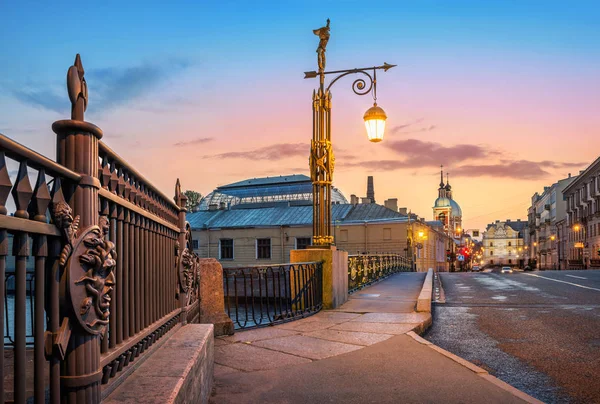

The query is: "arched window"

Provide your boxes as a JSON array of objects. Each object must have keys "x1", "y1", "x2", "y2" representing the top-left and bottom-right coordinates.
[
  {"x1": 490, "y1": 242, "x2": 493, "y2": 247},
  {"x1": 438, "y1": 213, "x2": 447, "y2": 225},
  {"x1": 508, "y1": 242, "x2": 512, "y2": 247}
]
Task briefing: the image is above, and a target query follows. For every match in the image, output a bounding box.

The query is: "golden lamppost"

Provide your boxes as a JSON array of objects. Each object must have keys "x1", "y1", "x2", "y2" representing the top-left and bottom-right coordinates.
[{"x1": 305, "y1": 19, "x2": 395, "y2": 246}]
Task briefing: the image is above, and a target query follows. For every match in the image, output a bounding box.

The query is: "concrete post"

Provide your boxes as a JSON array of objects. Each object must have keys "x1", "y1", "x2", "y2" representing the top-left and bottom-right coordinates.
[
  {"x1": 197, "y1": 258, "x2": 234, "y2": 336},
  {"x1": 290, "y1": 246, "x2": 348, "y2": 309}
]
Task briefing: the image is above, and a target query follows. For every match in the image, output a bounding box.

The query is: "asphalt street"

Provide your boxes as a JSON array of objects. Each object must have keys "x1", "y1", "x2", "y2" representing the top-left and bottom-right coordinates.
[{"x1": 425, "y1": 270, "x2": 600, "y2": 404}]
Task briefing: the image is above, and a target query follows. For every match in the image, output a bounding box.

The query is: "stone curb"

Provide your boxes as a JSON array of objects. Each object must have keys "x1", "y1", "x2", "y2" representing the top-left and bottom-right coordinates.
[
  {"x1": 416, "y1": 269, "x2": 434, "y2": 312},
  {"x1": 406, "y1": 331, "x2": 543, "y2": 404}
]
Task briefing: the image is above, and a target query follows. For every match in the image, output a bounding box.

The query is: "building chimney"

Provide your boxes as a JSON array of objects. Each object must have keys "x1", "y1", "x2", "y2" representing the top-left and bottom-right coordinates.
[
  {"x1": 208, "y1": 204, "x2": 218, "y2": 211},
  {"x1": 367, "y1": 176, "x2": 375, "y2": 204},
  {"x1": 361, "y1": 197, "x2": 371, "y2": 204},
  {"x1": 384, "y1": 198, "x2": 398, "y2": 212},
  {"x1": 568, "y1": 173, "x2": 571, "y2": 178},
  {"x1": 219, "y1": 202, "x2": 226, "y2": 210},
  {"x1": 398, "y1": 207, "x2": 408, "y2": 215},
  {"x1": 350, "y1": 194, "x2": 359, "y2": 205}
]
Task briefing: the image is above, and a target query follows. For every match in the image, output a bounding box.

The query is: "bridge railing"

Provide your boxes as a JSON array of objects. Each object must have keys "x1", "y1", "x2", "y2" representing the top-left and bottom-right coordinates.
[
  {"x1": 1, "y1": 54, "x2": 201, "y2": 404},
  {"x1": 223, "y1": 262, "x2": 323, "y2": 329},
  {"x1": 0, "y1": 135, "x2": 82, "y2": 404},
  {"x1": 348, "y1": 253, "x2": 412, "y2": 293}
]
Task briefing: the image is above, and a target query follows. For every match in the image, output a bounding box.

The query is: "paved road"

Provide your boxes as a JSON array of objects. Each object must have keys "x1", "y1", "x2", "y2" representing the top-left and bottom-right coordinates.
[{"x1": 425, "y1": 270, "x2": 600, "y2": 404}]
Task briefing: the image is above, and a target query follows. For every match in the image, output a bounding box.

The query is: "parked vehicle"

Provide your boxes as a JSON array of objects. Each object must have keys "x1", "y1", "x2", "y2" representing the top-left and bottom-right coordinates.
[
  {"x1": 472, "y1": 266, "x2": 480, "y2": 272},
  {"x1": 501, "y1": 266, "x2": 513, "y2": 274}
]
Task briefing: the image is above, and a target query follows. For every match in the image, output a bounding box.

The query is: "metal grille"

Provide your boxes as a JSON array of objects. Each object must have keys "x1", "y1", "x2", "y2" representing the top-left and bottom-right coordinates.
[{"x1": 223, "y1": 262, "x2": 323, "y2": 329}]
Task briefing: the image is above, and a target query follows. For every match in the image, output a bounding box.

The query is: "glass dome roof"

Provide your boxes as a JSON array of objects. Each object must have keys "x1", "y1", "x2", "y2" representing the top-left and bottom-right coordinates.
[{"x1": 197, "y1": 174, "x2": 348, "y2": 210}]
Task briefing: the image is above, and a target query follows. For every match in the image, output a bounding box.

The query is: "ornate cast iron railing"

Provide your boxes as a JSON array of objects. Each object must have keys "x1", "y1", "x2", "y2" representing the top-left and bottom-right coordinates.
[
  {"x1": 4, "y1": 269, "x2": 36, "y2": 347},
  {"x1": 223, "y1": 262, "x2": 323, "y2": 330},
  {"x1": 348, "y1": 254, "x2": 412, "y2": 293},
  {"x1": 0, "y1": 54, "x2": 200, "y2": 404}
]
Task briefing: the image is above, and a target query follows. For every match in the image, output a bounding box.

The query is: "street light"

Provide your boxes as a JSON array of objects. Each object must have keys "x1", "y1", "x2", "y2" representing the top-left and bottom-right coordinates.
[
  {"x1": 364, "y1": 104, "x2": 387, "y2": 142},
  {"x1": 305, "y1": 19, "x2": 396, "y2": 246}
]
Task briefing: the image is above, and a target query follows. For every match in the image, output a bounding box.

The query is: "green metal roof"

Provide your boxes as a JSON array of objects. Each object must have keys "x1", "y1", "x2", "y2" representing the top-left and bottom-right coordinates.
[{"x1": 187, "y1": 203, "x2": 408, "y2": 230}]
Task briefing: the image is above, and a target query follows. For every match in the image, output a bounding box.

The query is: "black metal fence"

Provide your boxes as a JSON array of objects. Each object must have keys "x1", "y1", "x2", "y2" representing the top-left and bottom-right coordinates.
[
  {"x1": 348, "y1": 254, "x2": 412, "y2": 293},
  {"x1": 223, "y1": 262, "x2": 323, "y2": 330}
]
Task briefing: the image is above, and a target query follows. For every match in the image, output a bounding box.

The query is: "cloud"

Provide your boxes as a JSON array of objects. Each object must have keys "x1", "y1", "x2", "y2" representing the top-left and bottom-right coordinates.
[
  {"x1": 433, "y1": 160, "x2": 586, "y2": 180},
  {"x1": 205, "y1": 143, "x2": 308, "y2": 160},
  {"x1": 450, "y1": 161, "x2": 552, "y2": 180},
  {"x1": 341, "y1": 136, "x2": 585, "y2": 179},
  {"x1": 381, "y1": 139, "x2": 491, "y2": 168},
  {"x1": 10, "y1": 59, "x2": 192, "y2": 114},
  {"x1": 173, "y1": 137, "x2": 213, "y2": 147},
  {"x1": 390, "y1": 118, "x2": 436, "y2": 135},
  {"x1": 11, "y1": 88, "x2": 66, "y2": 114}
]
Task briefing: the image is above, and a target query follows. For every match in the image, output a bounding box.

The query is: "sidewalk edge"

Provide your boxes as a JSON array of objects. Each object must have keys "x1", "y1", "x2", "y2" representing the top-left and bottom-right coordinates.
[
  {"x1": 406, "y1": 331, "x2": 543, "y2": 404},
  {"x1": 416, "y1": 269, "x2": 434, "y2": 312}
]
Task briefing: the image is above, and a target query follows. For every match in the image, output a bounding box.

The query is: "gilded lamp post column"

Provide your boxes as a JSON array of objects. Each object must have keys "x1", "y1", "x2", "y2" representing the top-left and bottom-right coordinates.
[
  {"x1": 311, "y1": 88, "x2": 334, "y2": 246},
  {"x1": 310, "y1": 18, "x2": 334, "y2": 247}
]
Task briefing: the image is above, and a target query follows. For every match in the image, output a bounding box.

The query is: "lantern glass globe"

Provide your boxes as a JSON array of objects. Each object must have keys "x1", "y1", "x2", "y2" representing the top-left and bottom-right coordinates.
[{"x1": 364, "y1": 103, "x2": 387, "y2": 142}]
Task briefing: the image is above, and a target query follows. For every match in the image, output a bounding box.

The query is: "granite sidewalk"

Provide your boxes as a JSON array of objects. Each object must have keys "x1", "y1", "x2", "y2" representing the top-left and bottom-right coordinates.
[{"x1": 210, "y1": 272, "x2": 537, "y2": 403}]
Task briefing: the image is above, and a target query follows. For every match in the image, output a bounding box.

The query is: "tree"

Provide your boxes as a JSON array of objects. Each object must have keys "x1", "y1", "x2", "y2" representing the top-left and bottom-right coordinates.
[{"x1": 184, "y1": 190, "x2": 202, "y2": 212}]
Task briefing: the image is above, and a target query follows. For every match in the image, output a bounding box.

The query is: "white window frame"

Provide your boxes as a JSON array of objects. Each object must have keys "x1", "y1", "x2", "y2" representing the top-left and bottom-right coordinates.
[
  {"x1": 256, "y1": 238, "x2": 272, "y2": 260},
  {"x1": 219, "y1": 238, "x2": 234, "y2": 260},
  {"x1": 295, "y1": 237, "x2": 312, "y2": 250}
]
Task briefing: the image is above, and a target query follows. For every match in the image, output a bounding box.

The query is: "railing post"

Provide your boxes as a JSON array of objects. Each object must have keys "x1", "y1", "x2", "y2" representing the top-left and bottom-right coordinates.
[
  {"x1": 52, "y1": 55, "x2": 105, "y2": 404},
  {"x1": 175, "y1": 179, "x2": 187, "y2": 323}
]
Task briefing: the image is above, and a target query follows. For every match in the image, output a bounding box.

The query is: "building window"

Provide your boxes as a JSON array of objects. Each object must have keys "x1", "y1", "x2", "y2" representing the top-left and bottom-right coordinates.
[
  {"x1": 192, "y1": 239, "x2": 199, "y2": 250},
  {"x1": 219, "y1": 239, "x2": 234, "y2": 260},
  {"x1": 383, "y1": 228, "x2": 392, "y2": 240},
  {"x1": 490, "y1": 251, "x2": 493, "y2": 256},
  {"x1": 490, "y1": 260, "x2": 494, "y2": 265},
  {"x1": 489, "y1": 242, "x2": 493, "y2": 247},
  {"x1": 508, "y1": 259, "x2": 512, "y2": 264},
  {"x1": 256, "y1": 238, "x2": 271, "y2": 259},
  {"x1": 296, "y1": 237, "x2": 311, "y2": 250},
  {"x1": 508, "y1": 242, "x2": 512, "y2": 247},
  {"x1": 340, "y1": 229, "x2": 348, "y2": 242}
]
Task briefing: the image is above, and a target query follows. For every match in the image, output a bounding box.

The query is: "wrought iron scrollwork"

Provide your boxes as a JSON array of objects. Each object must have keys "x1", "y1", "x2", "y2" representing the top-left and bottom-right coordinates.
[{"x1": 327, "y1": 69, "x2": 374, "y2": 95}]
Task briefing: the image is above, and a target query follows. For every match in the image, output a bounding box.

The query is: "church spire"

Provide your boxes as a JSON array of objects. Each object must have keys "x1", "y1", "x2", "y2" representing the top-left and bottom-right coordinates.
[
  {"x1": 438, "y1": 165, "x2": 446, "y2": 198},
  {"x1": 445, "y1": 172, "x2": 453, "y2": 199}
]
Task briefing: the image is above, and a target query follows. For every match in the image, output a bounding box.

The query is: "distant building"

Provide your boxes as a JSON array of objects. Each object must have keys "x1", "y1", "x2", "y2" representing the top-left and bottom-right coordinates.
[
  {"x1": 525, "y1": 174, "x2": 577, "y2": 269},
  {"x1": 432, "y1": 168, "x2": 462, "y2": 238},
  {"x1": 188, "y1": 174, "x2": 451, "y2": 271},
  {"x1": 563, "y1": 157, "x2": 600, "y2": 269},
  {"x1": 482, "y1": 220, "x2": 527, "y2": 267}
]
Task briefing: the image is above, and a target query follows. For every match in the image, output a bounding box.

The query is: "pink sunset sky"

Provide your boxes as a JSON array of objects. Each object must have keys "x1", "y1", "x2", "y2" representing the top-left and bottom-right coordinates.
[{"x1": 1, "y1": 2, "x2": 598, "y2": 232}]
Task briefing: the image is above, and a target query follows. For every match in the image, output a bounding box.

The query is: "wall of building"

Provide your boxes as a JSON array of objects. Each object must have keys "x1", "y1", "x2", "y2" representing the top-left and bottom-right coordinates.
[
  {"x1": 192, "y1": 219, "x2": 451, "y2": 272},
  {"x1": 482, "y1": 221, "x2": 525, "y2": 266},
  {"x1": 193, "y1": 226, "x2": 312, "y2": 267},
  {"x1": 564, "y1": 160, "x2": 600, "y2": 268}
]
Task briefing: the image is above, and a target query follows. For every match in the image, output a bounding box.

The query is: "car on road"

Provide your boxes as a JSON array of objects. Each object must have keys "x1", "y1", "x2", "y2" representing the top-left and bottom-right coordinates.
[
  {"x1": 501, "y1": 266, "x2": 513, "y2": 274},
  {"x1": 472, "y1": 266, "x2": 480, "y2": 272}
]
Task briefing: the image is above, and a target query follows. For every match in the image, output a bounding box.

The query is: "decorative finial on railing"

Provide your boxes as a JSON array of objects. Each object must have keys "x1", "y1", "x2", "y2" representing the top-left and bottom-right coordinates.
[
  {"x1": 67, "y1": 54, "x2": 88, "y2": 121},
  {"x1": 174, "y1": 178, "x2": 187, "y2": 209}
]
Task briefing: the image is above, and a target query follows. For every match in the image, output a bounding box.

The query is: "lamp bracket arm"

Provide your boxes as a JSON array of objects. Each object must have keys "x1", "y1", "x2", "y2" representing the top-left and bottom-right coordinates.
[{"x1": 326, "y1": 69, "x2": 374, "y2": 95}]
